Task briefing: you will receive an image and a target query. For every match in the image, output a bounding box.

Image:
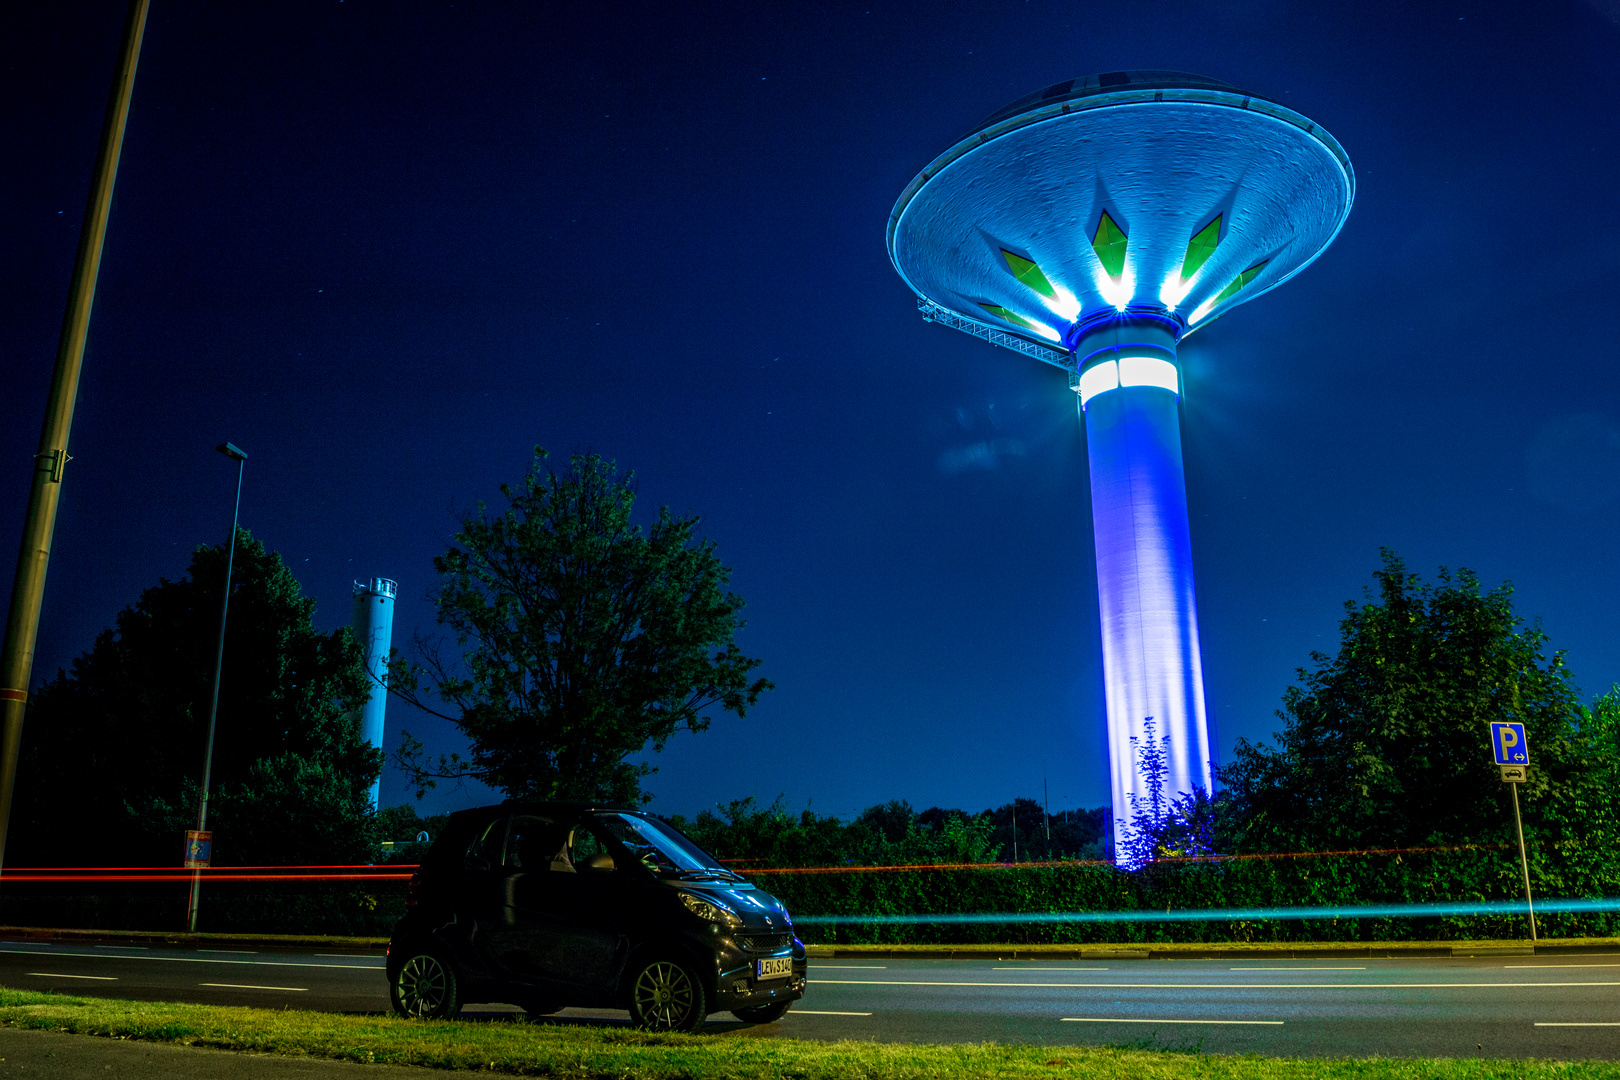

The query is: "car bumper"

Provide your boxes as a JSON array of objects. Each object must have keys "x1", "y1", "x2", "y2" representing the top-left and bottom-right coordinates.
[{"x1": 711, "y1": 937, "x2": 808, "y2": 1010}]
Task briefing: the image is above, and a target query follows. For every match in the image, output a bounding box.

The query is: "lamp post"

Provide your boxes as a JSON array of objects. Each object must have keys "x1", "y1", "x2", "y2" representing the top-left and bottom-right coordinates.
[{"x1": 186, "y1": 441, "x2": 246, "y2": 932}]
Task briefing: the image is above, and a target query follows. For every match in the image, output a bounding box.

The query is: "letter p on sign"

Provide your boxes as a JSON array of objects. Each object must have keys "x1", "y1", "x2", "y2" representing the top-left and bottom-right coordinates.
[{"x1": 1490, "y1": 722, "x2": 1529, "y2": 766}]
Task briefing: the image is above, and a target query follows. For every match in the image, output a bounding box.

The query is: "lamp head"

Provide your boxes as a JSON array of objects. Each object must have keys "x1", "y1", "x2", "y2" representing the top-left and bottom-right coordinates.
[{"x1": 216, "y1": 442, "x2": 247, "y2": 461}]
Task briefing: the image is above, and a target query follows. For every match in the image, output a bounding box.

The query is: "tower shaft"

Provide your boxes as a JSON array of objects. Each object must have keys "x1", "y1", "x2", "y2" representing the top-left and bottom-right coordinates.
[
  {"x1": 1075, "y1": 319, "x2": 1210, "y2": 859},
  {"x1": 350, "y1": 578, "x2": 396, "y2": 811}
]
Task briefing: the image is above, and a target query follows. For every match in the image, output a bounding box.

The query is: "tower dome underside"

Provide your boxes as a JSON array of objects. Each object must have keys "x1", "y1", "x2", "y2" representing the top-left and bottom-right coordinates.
[{"x1": 889, "y1": 97, "x2": 1353, "y2": 347}]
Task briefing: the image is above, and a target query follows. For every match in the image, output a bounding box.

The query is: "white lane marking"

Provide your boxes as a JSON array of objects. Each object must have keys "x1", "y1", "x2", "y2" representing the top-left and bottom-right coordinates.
[
  {"x1": 813, "y1": 978, "x2": 1620, "y2": 989},
  {"x1": 995, "y1": 967, "x2": 1108, "y2": 971},
  {"x1": 198, "y1": 949, "x2": 257, "y2": 954},
  {"x1": 93, "y1": 945, "x2": 148, "y2": 950},
  {"x1": 1510, "y1": 964, "x2": 1620, "y2": 969},
  {"x1": 0, "y1": 947, "x2": 375, "y2": 971},
  {"x1": 200, "y1": 983, "x2": 307, "y2": 992},
  {"x1": 1064, "y1": 1017, "x2": 1283, "y2": 1025},
  {"x1": 29, "y1": 972, "x2": 115, "y2": 980},
  {"x1": 809, "y1": 965, "x2": 887, "y2": 970},
  {"x1": 1232, "y1": 967, "x2": 1366, "y2": 971},
  {"x1": 791, "y1": 1009, "x2": 873, "y2": 1016},
  {"x1": 1536, "y1": 1022, "x2": 1620, "y2": 1026},
  {"x1": 314, "y1": 953, "x2": 381, "y2": 959}
]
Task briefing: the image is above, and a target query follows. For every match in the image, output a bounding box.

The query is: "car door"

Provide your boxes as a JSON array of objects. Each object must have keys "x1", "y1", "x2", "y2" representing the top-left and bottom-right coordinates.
[
  {"x1": 513, "y1": 820, "x2": 629, "y2": 992},
  {"x1": 483, "y1": 813, "x2": 572, "y2": 981},
  {"x1": 454, "y1": 814, "x2": 512, "y2": 972}
]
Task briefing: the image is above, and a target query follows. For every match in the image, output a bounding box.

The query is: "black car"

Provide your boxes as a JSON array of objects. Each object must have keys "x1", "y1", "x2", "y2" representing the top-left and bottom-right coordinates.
[{"x1": 386, "y1": 802, "x2": 807, "y2": 1031}]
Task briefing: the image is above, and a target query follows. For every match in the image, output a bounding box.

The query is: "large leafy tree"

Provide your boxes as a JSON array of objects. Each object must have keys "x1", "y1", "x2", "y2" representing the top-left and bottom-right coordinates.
[
  {"x1": 14, "y1": 530, "x2": 379, "y2": 866},
  {"x1": 1219, "y1": 550, "x2": 1616, "y2": 866},
  {"x1": 393, "y1": 449, "x2": 772, "y2": 805}
]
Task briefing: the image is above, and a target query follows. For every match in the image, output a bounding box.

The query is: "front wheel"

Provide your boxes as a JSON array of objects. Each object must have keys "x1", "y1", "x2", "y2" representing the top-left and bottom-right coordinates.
[
  {"x1": 390, "y1": 947, "x2": 461, "y2": 1019},
  {"x1": 627, "y1": 957, "x2": 708, "y2": 1032},
  {"x1": 732, "y1": 1000, "x2": 791, "y2": 1024}
]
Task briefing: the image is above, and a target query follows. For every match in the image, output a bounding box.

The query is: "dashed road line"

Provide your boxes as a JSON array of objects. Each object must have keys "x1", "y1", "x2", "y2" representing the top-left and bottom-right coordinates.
[
  {"x1": 1536, "y1": 1022, "x2": 1620, "y2": 1027},
  {"x1": 30, "y1": 972, "x2": 115, "y2": 980},
  {"x1": 791, "y1": 1009, "x2": 873, "y2": 1016},
  {"x1": 1063, "y1": 1017, "x2": 1283, "y2": 1025},
  {"x1": 200, "y1": 983, "x2": 307, "y2": 992}
]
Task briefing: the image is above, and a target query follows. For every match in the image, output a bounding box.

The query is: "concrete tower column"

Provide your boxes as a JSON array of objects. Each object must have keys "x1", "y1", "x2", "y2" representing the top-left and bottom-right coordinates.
[
  {"x1": 1073, "y1": 317, "x2": 1210, "y2": 860},
  {"x1": 350, "y1": 577, "x2": 396, "y2": 811}
]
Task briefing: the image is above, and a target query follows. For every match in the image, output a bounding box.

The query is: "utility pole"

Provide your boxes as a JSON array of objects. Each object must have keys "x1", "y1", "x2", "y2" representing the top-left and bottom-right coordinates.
[
  {"x1": 187, "y1": 444, "x2": 247, "y2": 932},
  {"x1": 0, "y1": 0, "x2": 151, "y2": 875},
  {"x1": 1043, "y1": 778, "x2": 1052, "y2": 857}
]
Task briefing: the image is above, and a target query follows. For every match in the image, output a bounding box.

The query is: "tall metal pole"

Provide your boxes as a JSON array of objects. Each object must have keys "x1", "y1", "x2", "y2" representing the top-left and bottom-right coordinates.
[
  {"x1": 187, "y1": 445, "x2": 246, "y2": 931},
  {"x1": 1510, "y1": 782, "x2": 1537, "y2": 942},
  {"x1": 0, "y1": 0, "x2": 151, "y2": 875}
]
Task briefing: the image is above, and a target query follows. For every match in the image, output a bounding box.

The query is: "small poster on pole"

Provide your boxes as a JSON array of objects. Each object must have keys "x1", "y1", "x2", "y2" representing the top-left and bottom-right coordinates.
[{"x1": 184, "y1": 830, "x2": 212, "y2": 868}]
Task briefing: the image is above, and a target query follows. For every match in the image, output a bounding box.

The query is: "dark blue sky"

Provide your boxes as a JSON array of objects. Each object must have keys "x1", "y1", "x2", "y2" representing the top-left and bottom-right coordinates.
[{"x1": 5, "y1": 0, "x2": 1619, "y2": 821}]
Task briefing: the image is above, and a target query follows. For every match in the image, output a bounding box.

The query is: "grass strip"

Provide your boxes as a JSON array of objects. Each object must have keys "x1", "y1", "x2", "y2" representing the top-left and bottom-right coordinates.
[{"x1": 0, "y1": 988, "x2": 1617, "y2": 1078}]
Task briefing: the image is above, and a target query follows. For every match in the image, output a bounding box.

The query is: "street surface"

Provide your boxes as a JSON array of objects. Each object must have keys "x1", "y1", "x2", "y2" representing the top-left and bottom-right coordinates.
[{"x1": 1, "y1": 937, "x2": 1618, "y2": 1059}]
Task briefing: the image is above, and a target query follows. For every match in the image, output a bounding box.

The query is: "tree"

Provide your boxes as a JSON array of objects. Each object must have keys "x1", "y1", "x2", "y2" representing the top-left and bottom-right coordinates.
[
  {"x1": 14, "y1": 529, "x2": 379, "y2": 866},
  {"x1": 1219, "y1": 550, "x2": 1609, "y2": 858},
  {"x1": 393, "y1": 449, "x2": 772, "y2": 806},
  {"x1": 1115, "y1": 718, "x2": 1218, "y2": 869}
]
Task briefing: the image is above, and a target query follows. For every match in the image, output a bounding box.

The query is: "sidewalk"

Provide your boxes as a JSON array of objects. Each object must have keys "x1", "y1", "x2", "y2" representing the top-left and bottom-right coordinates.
[{"x1": 0, "y1": 1027, "x2": 422, "y2": 1080}]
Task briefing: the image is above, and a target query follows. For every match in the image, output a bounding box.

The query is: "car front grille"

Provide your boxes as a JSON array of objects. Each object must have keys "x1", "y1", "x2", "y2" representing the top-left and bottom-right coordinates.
[{"x1": 739, "y1": 932, "x2": 792, "y2": 952}]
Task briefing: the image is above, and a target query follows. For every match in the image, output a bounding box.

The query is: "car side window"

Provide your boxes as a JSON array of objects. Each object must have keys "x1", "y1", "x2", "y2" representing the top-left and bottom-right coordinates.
[
  {"x1": 505, "y1": 815, "x2": 568, "y2": 872},
  {"x1": 569, "y1": 825, "x2": 616, "y2": 872},
  {"x1": 467, "y1": 817, "x2": 507, "y2": 869}
]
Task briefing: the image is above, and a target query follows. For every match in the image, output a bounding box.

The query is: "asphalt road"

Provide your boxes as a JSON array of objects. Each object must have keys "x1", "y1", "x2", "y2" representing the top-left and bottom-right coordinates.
[{"x1": 2, "y1": 938, "x2": 1619, "y2": 1059}]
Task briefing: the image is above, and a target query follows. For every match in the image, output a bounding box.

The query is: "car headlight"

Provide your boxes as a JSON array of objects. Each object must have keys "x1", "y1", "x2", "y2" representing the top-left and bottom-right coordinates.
[{"x1": 680, "y1": 892, "x2": 742, "y2": 927}]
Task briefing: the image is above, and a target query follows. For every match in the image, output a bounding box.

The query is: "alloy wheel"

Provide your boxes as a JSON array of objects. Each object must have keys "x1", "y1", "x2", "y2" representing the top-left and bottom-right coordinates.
[
  {"x1": 396, "y1": 953, "x2": 448, "y2": 1017},
  {"x1": 632, "y1": 960, "x2": 695, "y2": 1030}
]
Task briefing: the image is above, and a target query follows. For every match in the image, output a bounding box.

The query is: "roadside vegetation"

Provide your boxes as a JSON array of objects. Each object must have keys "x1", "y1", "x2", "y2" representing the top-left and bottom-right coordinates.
[{"x1": 0, "y1": 987, "x2": 1612, "y2": 1079}]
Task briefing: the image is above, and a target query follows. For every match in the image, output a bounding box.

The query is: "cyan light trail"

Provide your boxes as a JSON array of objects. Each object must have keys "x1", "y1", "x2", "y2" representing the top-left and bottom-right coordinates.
[
  {"x1": 887, "y1": 71, "x2": 1353, "y2": 860},
  {"x1": 796, "y1": 896, "x2": 1619, "y2": 925}
]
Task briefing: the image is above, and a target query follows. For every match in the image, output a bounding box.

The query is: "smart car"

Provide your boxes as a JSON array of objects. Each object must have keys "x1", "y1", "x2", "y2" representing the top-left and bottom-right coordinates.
[{"x1": 385, "y1": 803, "x2": 807, "y2": 1031}]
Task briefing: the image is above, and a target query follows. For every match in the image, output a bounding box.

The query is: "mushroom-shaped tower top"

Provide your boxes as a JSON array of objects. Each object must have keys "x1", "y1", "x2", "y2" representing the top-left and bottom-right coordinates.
[{"x1": 887, "y1": 71, "x2": 1353, "y2": 349}]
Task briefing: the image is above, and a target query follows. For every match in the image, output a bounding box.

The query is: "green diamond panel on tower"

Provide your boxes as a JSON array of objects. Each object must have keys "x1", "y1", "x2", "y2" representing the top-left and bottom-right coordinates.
[
  {"x1": 1179, "y1": 216, "x2": 1222, "y2": 281},
  {"x1": 1092, "y1": 212, "x2": 1128, "y2": 280},
  {"x1": 1214, "y1": 260, "x2": 1269, "y2": 303},
  {"x1": 979, "y1": 302, "x2": 1042, "y2": 332},
  {"x1": 1000, "y1": 249, "x2": 1057, "y2": 297}
]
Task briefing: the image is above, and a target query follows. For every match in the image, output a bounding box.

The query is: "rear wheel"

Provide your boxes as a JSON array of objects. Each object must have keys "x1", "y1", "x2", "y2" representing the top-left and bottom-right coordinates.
[
  {"x1": 627, "y1": 957, "x2": 707, "y2": 1032},
  {"x1": 390, "y1": 947, "x2": 461, "y2": 1019},
  {"x1": 732, "y1": 1000, "x2": 791, "y2": 1024}
]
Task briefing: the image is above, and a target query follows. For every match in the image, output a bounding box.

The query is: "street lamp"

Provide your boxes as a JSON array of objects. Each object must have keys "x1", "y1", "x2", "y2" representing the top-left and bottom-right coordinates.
[{"x1": 186, "y1": 441, "x2": 246, "y2": 932}]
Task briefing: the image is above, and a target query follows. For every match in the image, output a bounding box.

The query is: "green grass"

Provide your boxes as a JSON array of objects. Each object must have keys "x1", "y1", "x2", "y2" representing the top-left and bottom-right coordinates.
[{"x1": 0, "y1": 988, "x2": 1617, "y2": 1078}]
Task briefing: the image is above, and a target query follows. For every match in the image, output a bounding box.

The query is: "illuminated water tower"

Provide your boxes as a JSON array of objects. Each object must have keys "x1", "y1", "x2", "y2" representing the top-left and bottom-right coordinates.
[{"x1": 886, "y1": 71, "x2": 1353, "y2": 857}]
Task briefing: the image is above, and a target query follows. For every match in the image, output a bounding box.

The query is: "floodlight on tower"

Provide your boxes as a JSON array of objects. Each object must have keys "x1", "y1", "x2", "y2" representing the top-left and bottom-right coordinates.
[{"x1": 886, "y1": 71, "x2": 1353, "y2": 862}]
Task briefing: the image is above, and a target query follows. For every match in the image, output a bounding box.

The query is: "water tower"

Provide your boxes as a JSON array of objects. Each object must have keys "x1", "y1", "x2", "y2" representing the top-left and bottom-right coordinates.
[
  {"x1": 350, "y1": 577, "x2": 396, "y2": 810},
  {"x1": 886, "y1": 71, "x2": 1353, "y2": 858}
]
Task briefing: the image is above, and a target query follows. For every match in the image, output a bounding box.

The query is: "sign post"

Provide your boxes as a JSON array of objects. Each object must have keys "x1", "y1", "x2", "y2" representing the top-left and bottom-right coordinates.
[{"x1": 1488, "y1": 722, "x2": 1536, "y2": 941}]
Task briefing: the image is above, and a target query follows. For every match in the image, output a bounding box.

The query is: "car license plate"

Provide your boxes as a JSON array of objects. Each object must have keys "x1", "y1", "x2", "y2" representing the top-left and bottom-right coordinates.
[{"x1": 756, "y1": 956, "x2": 793, "y2": 980}]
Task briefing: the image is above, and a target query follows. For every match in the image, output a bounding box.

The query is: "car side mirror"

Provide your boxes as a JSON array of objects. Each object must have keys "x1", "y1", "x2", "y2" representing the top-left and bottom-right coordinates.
[
  {"x1": 465, "y1": 854, "x2": 492, "y2": 873},
  {"x1": 585, "y1": 852, "x2": 615, "y2": 872}
]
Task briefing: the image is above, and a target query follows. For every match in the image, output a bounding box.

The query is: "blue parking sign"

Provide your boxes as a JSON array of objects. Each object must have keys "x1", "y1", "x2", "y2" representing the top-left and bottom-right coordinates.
[{"x1": 1489, "y1": 722, "x2": 1529, "y2": 765}]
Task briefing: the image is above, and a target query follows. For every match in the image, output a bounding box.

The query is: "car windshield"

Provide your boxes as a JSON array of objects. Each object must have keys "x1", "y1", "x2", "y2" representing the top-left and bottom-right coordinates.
[{"x1": 593, "y1": 813, "x2": 738, "y2": 878}]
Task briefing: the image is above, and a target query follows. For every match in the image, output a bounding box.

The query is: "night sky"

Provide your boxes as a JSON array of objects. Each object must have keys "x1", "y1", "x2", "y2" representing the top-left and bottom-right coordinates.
[{"x1": 5, "y1": 0, "x2": 1619, "y2": 822}]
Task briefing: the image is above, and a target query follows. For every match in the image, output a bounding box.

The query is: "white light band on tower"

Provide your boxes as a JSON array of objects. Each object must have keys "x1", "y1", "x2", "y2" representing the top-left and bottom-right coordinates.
[{"x1": 1078, "y1": 356, "x2": 1178, "y2": 409}]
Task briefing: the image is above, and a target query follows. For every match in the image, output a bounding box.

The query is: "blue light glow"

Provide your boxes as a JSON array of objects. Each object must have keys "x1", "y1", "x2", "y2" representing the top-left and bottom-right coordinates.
[
  {"x1": 794, "y1": 895, "x2": 1609, "y2": 926},
  {"x1": 1083, "y1": 370, "x2": 1211, "y2": 857}
]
